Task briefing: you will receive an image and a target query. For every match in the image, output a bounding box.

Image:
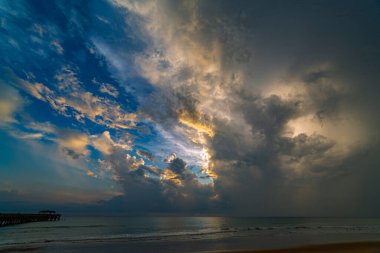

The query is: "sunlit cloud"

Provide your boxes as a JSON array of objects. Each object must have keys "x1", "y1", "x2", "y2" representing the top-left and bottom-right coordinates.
[
  {"x1": 1, "y1": 0, "x2": 380, "y2": 215},
  {"x1": 0, "y1": 79, "x2": 23, "y2": 124},
  {"x1": 59, "y1": 131, "x2": 90, "y2": 157},
  {"x1": 19, "y1": 68, "x2": 137, "y2": 129},
  {"x1": 91, "y1": 131, "x2": 132, "y2": 156}
]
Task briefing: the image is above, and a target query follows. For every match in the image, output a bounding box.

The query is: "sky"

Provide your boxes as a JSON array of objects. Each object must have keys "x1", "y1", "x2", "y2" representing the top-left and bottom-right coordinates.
[{"x1": 1, "y1": 0, "x2": 380, "y2": 216}]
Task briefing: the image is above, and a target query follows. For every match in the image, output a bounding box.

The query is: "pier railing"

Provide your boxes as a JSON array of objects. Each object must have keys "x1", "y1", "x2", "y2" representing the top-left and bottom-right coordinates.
[{"x1": 0, "y1": 213, "x2": 61, "y2": 227}]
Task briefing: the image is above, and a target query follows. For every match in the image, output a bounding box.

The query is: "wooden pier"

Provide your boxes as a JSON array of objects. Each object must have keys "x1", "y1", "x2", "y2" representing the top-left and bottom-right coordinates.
[{"x1": 0, "y1": 211, "x2": 61, "y2": 227}]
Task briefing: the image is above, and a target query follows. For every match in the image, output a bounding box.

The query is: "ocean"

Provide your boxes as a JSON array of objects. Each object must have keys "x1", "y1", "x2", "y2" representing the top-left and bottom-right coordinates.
[{"x1": 1, "y1": 217, "x2": 380, "y2": 252}]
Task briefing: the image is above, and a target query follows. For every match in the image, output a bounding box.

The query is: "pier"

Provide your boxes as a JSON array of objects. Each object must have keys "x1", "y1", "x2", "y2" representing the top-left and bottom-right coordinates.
[{"x1": 0, "y1": 211, "x2": 61, "y2": 227}]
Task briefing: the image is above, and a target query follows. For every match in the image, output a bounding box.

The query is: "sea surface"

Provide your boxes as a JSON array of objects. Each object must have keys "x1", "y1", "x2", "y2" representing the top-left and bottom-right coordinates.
[{"x1": 1, "y1": 217, "x2": 380, "y2": 251}]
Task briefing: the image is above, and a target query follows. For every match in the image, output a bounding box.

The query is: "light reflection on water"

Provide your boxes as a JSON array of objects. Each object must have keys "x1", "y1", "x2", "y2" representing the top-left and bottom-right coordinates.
[{"x1": 1, "y1": 217, "x2": 380, "y2": 246}]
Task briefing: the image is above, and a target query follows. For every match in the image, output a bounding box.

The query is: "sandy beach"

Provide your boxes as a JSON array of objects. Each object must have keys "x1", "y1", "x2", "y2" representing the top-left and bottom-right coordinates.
[
  {"x1": 209, "y1": 241, "x2": 380, "y2": 253},
  {"x1": 1, "y1": 240, "x2": 380, "y2": 253}
]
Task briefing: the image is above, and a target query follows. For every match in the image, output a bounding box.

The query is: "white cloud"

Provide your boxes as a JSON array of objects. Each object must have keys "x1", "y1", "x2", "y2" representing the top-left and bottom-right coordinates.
[
  {"x1": 100, "y1": 83, "x2": 119, "y2": 97},
  {"x1": 92, "y1": 78, "x2": 119, "y2": 98},
  {"x1": 50, "y1": 40, "x2": 64, "y2": 54},
  {"x1": 91, "y1": 131, "x2": 132, "y2": 155},
  {"x1": 18, "y1": 133, "x2": 44, "y2": 139},
  {"x1": 27, "y1": 121, "x2": 56, "y2": 134},
  {"x1": 0, "y1": 81, "x2": 23, "y2": 124},
  {"x1": 20, "y1": 67, "x2": 137, "y2": 130},
  {"x1": 58, "y1": 131, "x2": 90, "y2": 156},
  {"x1": 54, "y1": 65, "x2": 81, "y2": 91},
  {"x1": 125, "y1": 154, "x2": 144, "y2": 172},
  {"x1": 110, "y1": 0, "x2": 227, "y2": 178}
]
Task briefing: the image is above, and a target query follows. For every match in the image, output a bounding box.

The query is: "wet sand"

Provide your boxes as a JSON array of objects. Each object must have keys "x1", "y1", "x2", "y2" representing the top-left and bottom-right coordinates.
[
  {"x1": 2, "y1": 240, "x2": 380, "y2": 253},
  {"x1": 2, "y1": 229, "x2": 380, "y2": 253},
  {"x1": 207, "y1": 241, "x2": 380, "y2": 253},
  {"x1": 0, "y1": 241, "x2": 380, "y2": 253}
]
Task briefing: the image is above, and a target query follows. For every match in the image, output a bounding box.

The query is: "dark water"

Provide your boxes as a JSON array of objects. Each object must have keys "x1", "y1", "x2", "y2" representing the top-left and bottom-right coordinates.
[{"x1": 1, "y1": 217, "x2": 380, "y2": 248}]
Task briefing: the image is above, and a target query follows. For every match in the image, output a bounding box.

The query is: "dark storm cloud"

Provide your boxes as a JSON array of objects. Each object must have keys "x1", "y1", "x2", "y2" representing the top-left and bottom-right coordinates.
[
  {"x1": 136, "y1": 149, "x2": 155, "y2": 162},
  {"x1": 105, "y1": 0, "x2": 380, "y2": 215},
  {"x1": 139, "y1": 86, "x2": 199, "y2": 128},
  {"x1": 280, "y1": 134, "x2": 335, "y2": 163},
  {"x1": 93, "y1": 146, "x2": 217, "y2": 213},
  {"x1": 240, "y1": 94, "x2": 300, "y2": 138},
  {"x1": 201, "y1": 0, "x2": 380, "y2": 215},
  {"x1": 167, "y1": 157, "x2": 186, "y2": 176},
  {"x1": 299, "y1": 70, "x2": 344, "y2": 123},
  {"x1": 2, "y1": 0, "x2": 380, "y2": 216},
  {"x1": 61, "y1": 147, "x2": 83, "y2": 160}
]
